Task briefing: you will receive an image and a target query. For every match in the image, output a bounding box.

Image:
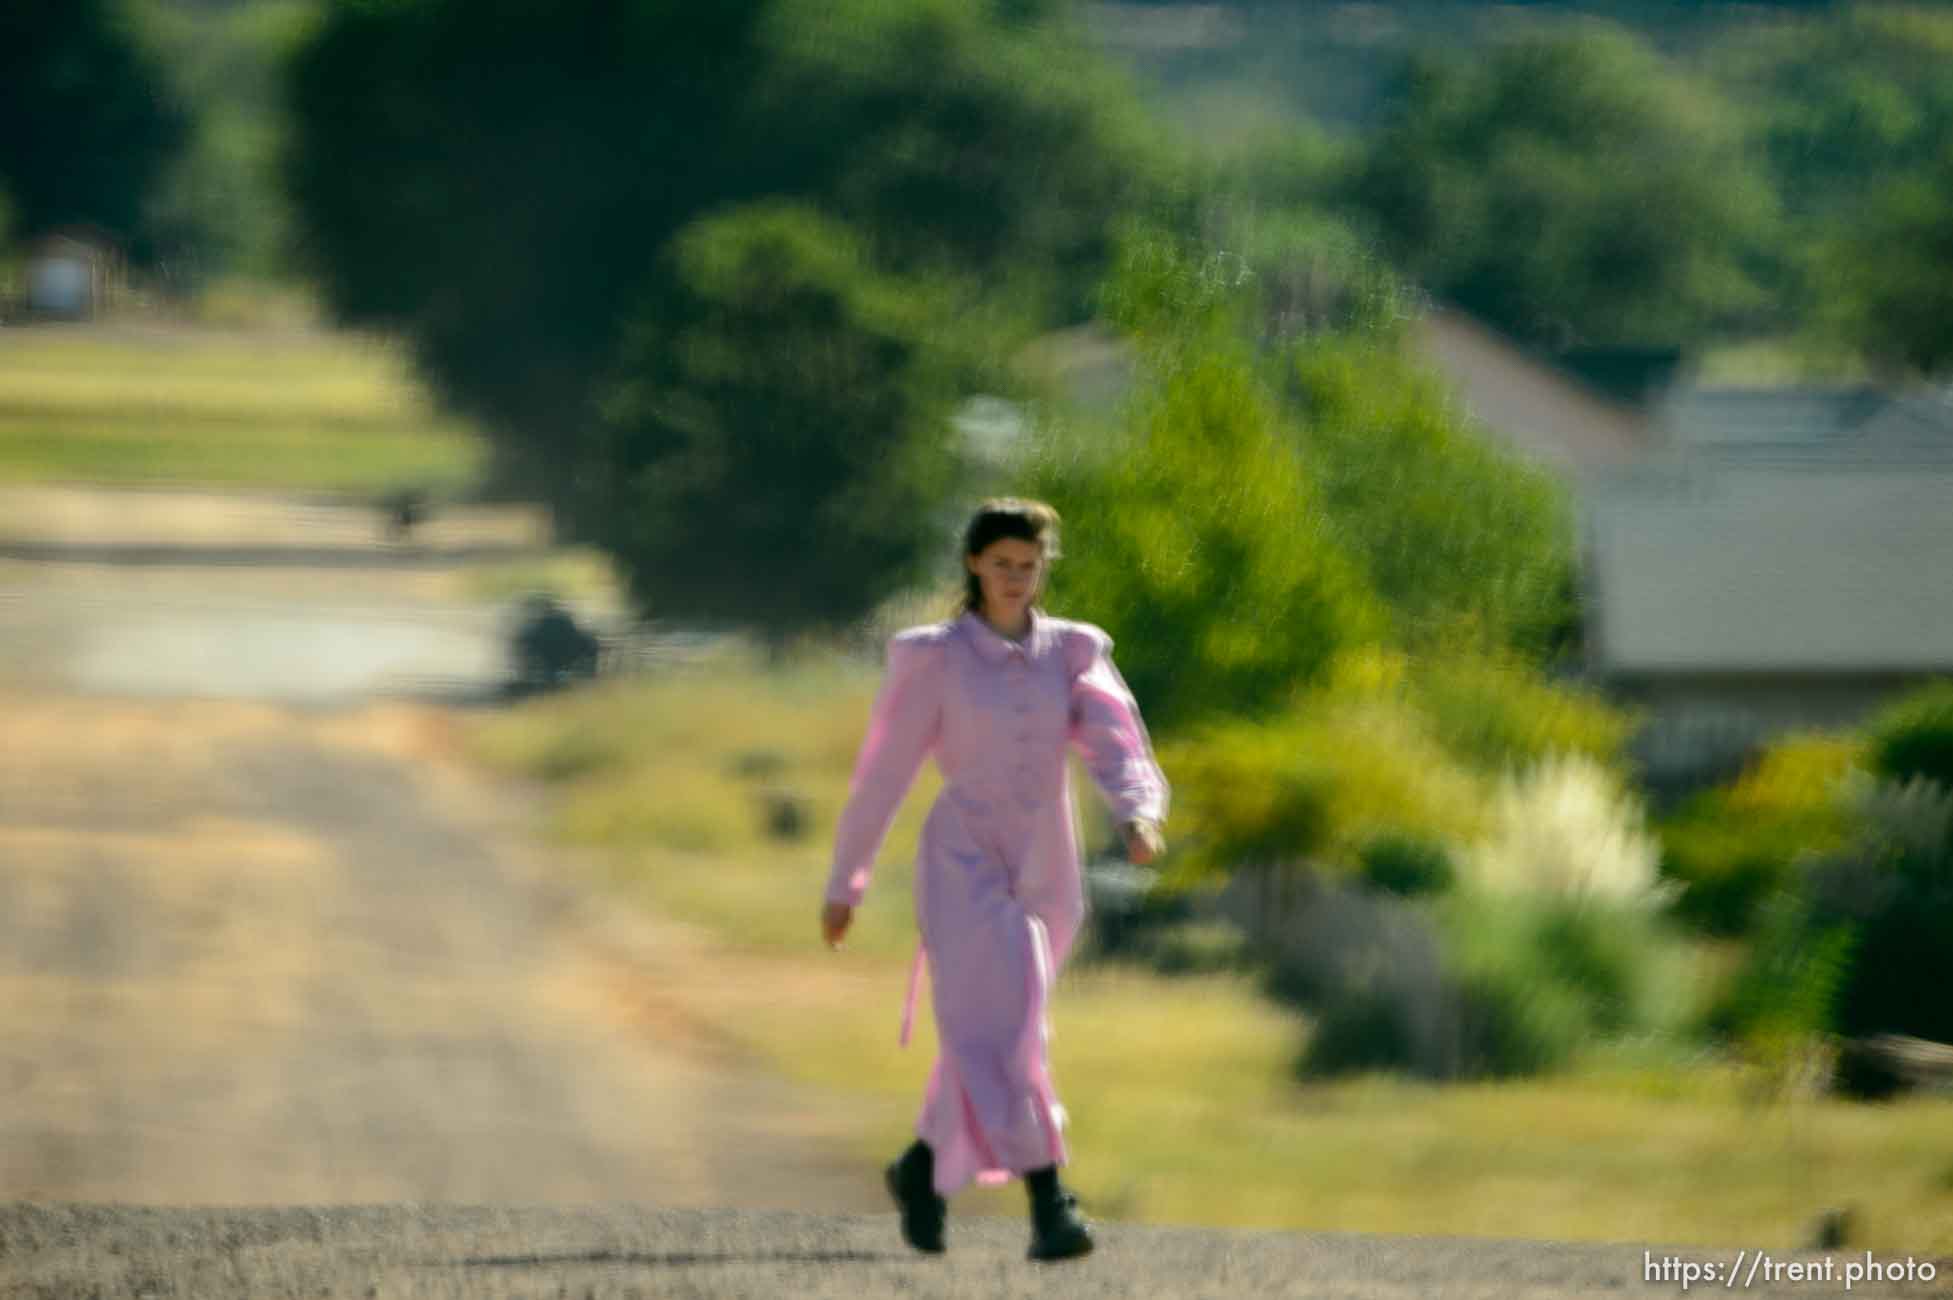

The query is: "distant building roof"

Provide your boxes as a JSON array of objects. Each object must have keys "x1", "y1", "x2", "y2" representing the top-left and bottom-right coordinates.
[
  {"x1": 1413, "y1": 306, "x2": 1660, "y2": 476},
  {"x1": 1586, "y1": 462, "x2": 1953, "y2": 675},
  {"x1": 1657, "y1": 385, "x2": 1953, "y2": 461}
]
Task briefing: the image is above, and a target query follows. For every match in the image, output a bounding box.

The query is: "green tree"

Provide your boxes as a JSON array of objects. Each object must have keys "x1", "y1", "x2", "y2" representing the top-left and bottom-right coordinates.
[
  {"x1": 1031, "y1": 349, "x2": 1385, "y2": 736},
  {"x1": 1814, "y1": 151, "x2": 1953, "y2": 378},
  {"x1": 1285, "y1": 337, "x2": 1577, "y2": 658},
  {"x1": 753, "y1": 0, "x2": 1151, "y2": 321},
  {"x1": 596, "y1": 205, "x2": 963, "y2": 653},
  {"x1": 1029, "y1": 229, "x2": 1386, "y2": 736},
  {"x1": 287, "y1": 0, "x2": 770, "y2": 467},
  {"x1": 285, "y1": 0, "x2": 1147, "y2": 638},
  {"x1": 0, "y1": 0, "x2": 191, "y2": 253},
  {"x1": 137, "y1": 0, "x2": 320, "y2": 282},
  {"x1": 1710, "y1": 8, "x2": 1953, "y2": 227},
  {"x1": 1351, "y1": 25, "x2": 1774, "y2": 348}
]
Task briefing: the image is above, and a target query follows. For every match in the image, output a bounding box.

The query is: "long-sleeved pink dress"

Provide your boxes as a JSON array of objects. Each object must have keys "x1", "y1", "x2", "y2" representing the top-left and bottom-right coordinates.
[{"x1": 824, "y1": 606, "x2": 1169, "y2": 1198}]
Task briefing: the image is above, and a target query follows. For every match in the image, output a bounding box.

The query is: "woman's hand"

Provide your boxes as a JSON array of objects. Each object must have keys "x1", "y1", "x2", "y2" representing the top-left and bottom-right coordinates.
[
  {"x1": 1121, "y1": 818, "x2": 1166, "y2": 866},
  {"x1": 821, "y1": 900, "x2": 853, "y2": 949}
]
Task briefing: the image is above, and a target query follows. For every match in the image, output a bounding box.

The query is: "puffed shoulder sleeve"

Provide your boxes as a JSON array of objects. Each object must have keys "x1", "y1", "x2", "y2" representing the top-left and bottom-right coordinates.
[
  {"x1": 824, "y1": 626, "x2": 946, "y2": 907},
  {"x1": 1065, "y1": 623, "x2": 1169, "y2": 828}
]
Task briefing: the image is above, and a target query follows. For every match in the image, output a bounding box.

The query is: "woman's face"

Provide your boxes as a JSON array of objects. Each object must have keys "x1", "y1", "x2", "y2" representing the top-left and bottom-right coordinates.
[{"x1": 966, "y1": 536, "x2": 1045, "y2": 621}]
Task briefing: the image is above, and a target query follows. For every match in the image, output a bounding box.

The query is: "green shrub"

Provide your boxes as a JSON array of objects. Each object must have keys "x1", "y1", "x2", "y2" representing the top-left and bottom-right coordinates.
[
  {"x1": 1657, "y1": 732, "x2": 1860, "y2": 936},
  {"x1": 1159, "y1": 693, "x2": 1487, "y2": 882},
  {"x1": 1866, "y1": 679, "x2": 1953, "y2": 791},
  {"x1": 1819, "y1": 776, "x2": 1953, "y2": 1045},
  {"x1": 1438, "y1": 892, "x2": 1692, "y2": 1048},
  {"x1": 1530, "y1": 904, "x2": 1657, "y2": 1035},
  {"x1": 1349, "y1": 25, "x2": 1773, "y2": 349},
  {"x1": 1265, "y1": 876, "x2": 1451, "y2": 1075},
  {"x1": 598, "y1": 202, "x2": 965, "y2": 652},
  {"x1": 1161, "y1": 721, "x2": 1337, "y2": 874},
  {"x1": 1724, "y1": 733, "x2": 1870, "y2": 818},
  {"x1": 1286, "y1": 339, "x2": 1580, "y2": 661},
  {"x1": 1706, "y1": 889, "x2": 1858, "y2": 1054},
  {"x1": 1028, "y1": 346, "x2": 1386, "y2": 737},
  {"x1": 1659, "y1": 818, "x2": 1811, "y2": 937},
  {"x1": 1359, "y1": 832, "x2": 1455, "y2": 897},
  {"x1": 1407, "y1": 652, "x2": 1638, "y2": 777},
  {"x1": 1447, "y1": 961, "x2": 1595, "y2": 1081},
  {"x1": 1299, "y1": 984, "x2": 1422, "y2": 1078},
  {"x1": 1713, "y1": 772, "x2": 1953, "y2": 1077},
  {"x1": 1278, "y1": 875, "x2": 1692, "y2": 1082}
]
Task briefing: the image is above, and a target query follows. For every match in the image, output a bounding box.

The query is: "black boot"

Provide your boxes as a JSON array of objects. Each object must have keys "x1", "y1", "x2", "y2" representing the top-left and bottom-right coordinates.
[
  {"x1": 1025, "y1": 1165, "x2": 1094, "y2": 1262},
  {"x1": 884, "y1": 1140, "x2": 946, "y2": 1254}
]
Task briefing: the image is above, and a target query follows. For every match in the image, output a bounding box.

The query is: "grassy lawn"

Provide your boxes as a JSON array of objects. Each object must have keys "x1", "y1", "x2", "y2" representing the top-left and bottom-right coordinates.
[
  {"x1": 467, "y1": 654, "x2": 1953, "y2": 1255},
  {"x1": 0, "y1": 324, "x2": 486, "y2": 494}
]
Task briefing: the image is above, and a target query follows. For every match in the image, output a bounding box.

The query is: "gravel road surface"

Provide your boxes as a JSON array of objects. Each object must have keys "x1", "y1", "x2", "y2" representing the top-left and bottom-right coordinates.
[
  {"x1": 4, "y1": 1203, "x2": 1947, "y2": 1299},
  {"x1": 0, "y1": 692, "x2": 880, "y2": 1211}
]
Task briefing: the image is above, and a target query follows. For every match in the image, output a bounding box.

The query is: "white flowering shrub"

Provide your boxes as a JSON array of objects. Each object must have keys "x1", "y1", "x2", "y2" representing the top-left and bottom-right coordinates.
[{"x1": 1460, "y1": 754, "x2": 1674, "y2": 907}]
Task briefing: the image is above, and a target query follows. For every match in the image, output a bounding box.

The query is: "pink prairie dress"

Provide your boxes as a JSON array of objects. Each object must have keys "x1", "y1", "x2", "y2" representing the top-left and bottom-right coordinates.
[{"x1": 824, "y1": 606, "x2": 1169, "y2": 1198}]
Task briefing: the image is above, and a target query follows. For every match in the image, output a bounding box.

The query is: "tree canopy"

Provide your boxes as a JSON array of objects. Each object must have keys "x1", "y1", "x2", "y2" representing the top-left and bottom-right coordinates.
[
  {"x1": 0, "y1": 0, "x2": 190, "y2": 252},
  {"x1": 1708, "y1": 7, "x2": 1953, "y2": 375},
  {"x1": 1027, "y1": 224, "x2": 1575, "y2": 736},
  {"x1": 1815, "y1": 148, "x2": 1953, "y2": 377},
  {"x1": 594, "y1": 204, "x2": 964, "y2": 649},
  {"x1": 135, "y1": 0, "x2": 319, "y2": 280},
  {"x1": 1712, "y1": 7, "x2": 1953, "y2": 226},
  {"x1": 284, "y1": 0, "x2": 1150, "y2": 640},
  {"x1": 1349, "y1": 25, "x2": 1775, "y2": 349}
]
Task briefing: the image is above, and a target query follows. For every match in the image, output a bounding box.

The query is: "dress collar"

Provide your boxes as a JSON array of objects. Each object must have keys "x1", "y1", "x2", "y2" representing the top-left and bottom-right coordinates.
[{"x1": 957, "y1": 606, "x2": 1045, "y2": 664}]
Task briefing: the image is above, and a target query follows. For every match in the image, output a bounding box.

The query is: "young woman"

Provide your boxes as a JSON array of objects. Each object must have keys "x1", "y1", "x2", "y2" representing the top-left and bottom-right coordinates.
[{"x1": 819, "y1": 498, "x2": 1169, "y2": 1262}]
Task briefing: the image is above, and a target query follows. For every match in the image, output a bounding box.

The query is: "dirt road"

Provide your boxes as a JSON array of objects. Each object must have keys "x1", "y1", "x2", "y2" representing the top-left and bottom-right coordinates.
[
  {"x1": 0, "y1": 691, "x2": 880, "y2": 1210},
  {"x1": 0, "y1": 487, "x2": 877, "y2": 1213}
]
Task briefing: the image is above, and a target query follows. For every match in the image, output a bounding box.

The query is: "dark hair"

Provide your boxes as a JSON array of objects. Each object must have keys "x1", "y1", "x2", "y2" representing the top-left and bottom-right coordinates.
[{"x1": 961, "y1": 498, "x2": 1062, "y2": 615}]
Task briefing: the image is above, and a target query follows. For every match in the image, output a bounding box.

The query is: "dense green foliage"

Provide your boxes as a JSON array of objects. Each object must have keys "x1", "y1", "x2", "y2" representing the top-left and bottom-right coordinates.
[
  {"x1": 1813, "y1": 154, "x2": 1953, "y2": 377},
  {"x1": 1709, "y1": 9, "x2": 1953, "y2": 374},
  {"x1": 1285, "y1": 341, "x2": 1577, "y2": 656},
  {"x1": 21, "y1": 0, "x2": 1953, "y2": 376},
  {"x1": 1159, "y1": 686, "x2": 1487, "y2": 880},
  {"x1": 287, "y1": 0, "x2": 772, "y2": 447},
  {"x1": 1030, "y1": 216, "x2": 1584, "y2": 745},
  {"x1": 1267, "y1": 878, "x2": 1690, "y2": 1082},
  {"x1": 1713, "y1": 7, "x2": 1953, "y2": 227},
  {"x1": 1349, "y1": 24, "x2": 1774, "y2": 349},
  {"x1": 1400, "y1": 651, "x2": 1634, "y2": 775},
  {"x1": 594, "y1": 205, "x2": 962, "y2": 648},
  {"x1": 1715, "y1": 772, "x2": 1953, "y2": 1062},
  {"x1": 1358, "y1": 831, "x2": 1455, "y2": 897},
  {"x1": 1699, "y1": 697, "x2": 1953, "y2": 1063},
  {"x1": 1030, "y1": 347, "x2": 1386, "y2": 734},
  {"x1": 136, "y1": 0, "x2": 318, "y2": 281},
  {"x1": 0, "y1": 0, "x2": 190, "y2": 255},
  {"x1": 1656, "y1": 733, "x2": 1859, "y2": 936},
  {"x1": 1866, "y1": 680, "x2": 1953, "y2": 791},
  {"x1": 285, "y1": 0, "x2": 1149, "y2": 637},
  {"x1": 1435, "y1": 892, "x2": 1690, "y2": 1076},
  {"x1": 1109, "y1": 3, "x2": 1953, "y2": 375}
]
